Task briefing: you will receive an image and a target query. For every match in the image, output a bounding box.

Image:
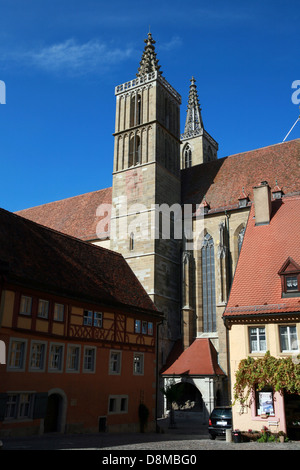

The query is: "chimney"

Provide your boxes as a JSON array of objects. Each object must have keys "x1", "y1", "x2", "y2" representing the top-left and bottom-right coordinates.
[{"x1": 253, "y1": 181, "x2": 272, "y2": 225}]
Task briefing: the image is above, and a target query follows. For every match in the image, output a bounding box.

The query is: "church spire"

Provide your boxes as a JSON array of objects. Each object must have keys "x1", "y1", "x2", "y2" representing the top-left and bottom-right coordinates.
[
  {"x1": 182, "y1": 77, "x2": 204, "y2": 138},
  {"x1": 137, "y1": 32, "x2": 162, "y2": 77}
]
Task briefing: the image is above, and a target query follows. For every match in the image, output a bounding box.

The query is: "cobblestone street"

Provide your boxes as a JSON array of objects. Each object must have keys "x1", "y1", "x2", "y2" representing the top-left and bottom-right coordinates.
[{"x1": 2, "y1": 417, "x2": 300, "y2": 452}]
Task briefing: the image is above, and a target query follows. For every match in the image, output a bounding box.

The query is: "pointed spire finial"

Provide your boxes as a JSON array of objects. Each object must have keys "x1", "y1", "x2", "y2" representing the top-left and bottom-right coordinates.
[
  {"x1": 137, "y1": 32, "x2": 162, "y2": 77},
  {"x1": 181, "y1": 76, "x2": 203, "y2": 138}
]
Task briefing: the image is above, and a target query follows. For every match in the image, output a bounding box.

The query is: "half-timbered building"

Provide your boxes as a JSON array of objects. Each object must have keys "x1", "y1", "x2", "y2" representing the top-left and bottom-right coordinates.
[{"x1": 0, "y1": 208, "x2": 162, "y2": 436}]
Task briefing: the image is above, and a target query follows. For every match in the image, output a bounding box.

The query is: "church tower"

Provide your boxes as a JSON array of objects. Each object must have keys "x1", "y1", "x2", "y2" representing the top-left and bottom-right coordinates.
[
  {"x1": 181, "y1": 77, "x2": 218, "y2": 168},
  {"x1": 110, "y1": 33, "x2": 182, "y2": 364}
]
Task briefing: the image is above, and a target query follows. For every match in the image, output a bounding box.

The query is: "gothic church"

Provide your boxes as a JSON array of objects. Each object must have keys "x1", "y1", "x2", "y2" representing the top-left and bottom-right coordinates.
[{"x1": 17, "y1": 33, "x2": 300, "y2": 419}]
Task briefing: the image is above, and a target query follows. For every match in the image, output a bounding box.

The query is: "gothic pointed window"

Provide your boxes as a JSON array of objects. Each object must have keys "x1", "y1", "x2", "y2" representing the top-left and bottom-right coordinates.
[
  {"x1": 184, "y1": 145, "x2": 192, "y2": 168},
  {"x1": 135, "y1": 135, "x2": 141, "y2": 165},
  {"x1": 129, "y1": 137, "x2": 134, "y2": 167},
  {"x1": 238, "y1": 226, "x2": 245, "y2": 255},
  {"x1": 129, "y1": 135, "x2": 141, "y2": 167},
  {"x1": 202, "y1": 233, "x2": 216, "y2": 332},
  {"x1": 130, "y1": 94, "x2": 142, "y2": 127}
]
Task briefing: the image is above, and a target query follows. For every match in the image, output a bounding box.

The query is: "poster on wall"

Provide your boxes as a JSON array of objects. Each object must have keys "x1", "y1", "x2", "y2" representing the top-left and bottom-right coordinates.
[{"x1": 259, "y1": 391, "x2": 274, "y2": 415}]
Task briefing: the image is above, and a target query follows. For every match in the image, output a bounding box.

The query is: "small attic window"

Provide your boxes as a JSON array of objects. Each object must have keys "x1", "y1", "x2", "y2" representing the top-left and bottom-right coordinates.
[
  {"x1": 278, "y1": 257, "x2": 300, "y2": 297},
  {"x1": 286, "y1": 276, "x2": 298, "y2": 292}
]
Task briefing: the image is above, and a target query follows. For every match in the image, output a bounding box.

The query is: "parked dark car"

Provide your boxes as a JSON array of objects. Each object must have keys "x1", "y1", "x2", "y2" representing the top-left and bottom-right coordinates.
[{"x1": 208, "y1": 407, "x2": 232, "y2": 439}]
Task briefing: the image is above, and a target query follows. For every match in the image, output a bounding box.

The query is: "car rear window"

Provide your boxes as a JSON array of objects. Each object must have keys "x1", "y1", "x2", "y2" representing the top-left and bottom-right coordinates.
[{"x1": 211, "y1": 408, "x2": 231, "y2": 418}]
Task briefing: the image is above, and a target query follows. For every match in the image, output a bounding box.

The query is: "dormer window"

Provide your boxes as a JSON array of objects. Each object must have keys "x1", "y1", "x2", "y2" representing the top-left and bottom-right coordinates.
[
  {"x1": 286, "y1": 276, "x2": 298, "y2": 292},
  {"x1": 278, "y1": 257, "x2": 300, "y2": 297}
]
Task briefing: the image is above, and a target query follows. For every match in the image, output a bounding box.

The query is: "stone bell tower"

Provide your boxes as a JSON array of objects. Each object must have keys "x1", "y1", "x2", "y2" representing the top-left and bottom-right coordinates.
[{"x1": 110, "y1": 33, "x2": 182, "y2": 364}]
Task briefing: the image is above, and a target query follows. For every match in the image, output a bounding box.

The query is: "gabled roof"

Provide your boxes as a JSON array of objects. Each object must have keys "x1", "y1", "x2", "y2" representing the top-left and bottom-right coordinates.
[
  {"x1": 161, "y1": 338, "x2": 225, "y2": 376},
  {"x1": 182, "y1": 139, "x2": 300, "y2": 212},
  {"x1": 278, "y1": 256, "x2": 300, "y2": 275},
  {"x1": 0, "y1": 208, "x2": 159, "y2": 316},
  {"x1": 223, "y1": 195, "x2": 300, "y2": 317},
  {"x1": 16, "y1": 187, "x2": 112, "y2": 241}
]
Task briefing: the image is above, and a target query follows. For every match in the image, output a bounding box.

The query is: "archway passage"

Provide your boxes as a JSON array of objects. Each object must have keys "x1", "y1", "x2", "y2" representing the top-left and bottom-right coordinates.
[
  {"x1": 173, "y1": 382, "x2": 203, "y2": 412},
  {"x1": 44, "y1": 394, "x2": 61, "y2": 433}
]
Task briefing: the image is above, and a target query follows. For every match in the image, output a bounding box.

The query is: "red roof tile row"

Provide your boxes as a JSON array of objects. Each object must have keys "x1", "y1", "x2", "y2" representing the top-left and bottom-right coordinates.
[
  {"x1": 224, "y1": 195, "x2": 300, "y2": 317},
  {"x1": 182, "y1": 139, "x2": 300, "y2": 210}
]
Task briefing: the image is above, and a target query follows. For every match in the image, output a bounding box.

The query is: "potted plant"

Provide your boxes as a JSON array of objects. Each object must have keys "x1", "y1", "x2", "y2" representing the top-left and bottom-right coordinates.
[{"x1": 278, "y1": 431, "x2": 286, "y2": 443}]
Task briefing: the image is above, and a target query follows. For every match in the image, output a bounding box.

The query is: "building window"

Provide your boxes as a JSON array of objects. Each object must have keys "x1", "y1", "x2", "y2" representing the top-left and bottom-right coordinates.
[
  {"x1": 133, "y1": 353, "x2": 144, "y2": 375},
  {"x1": 142, "y1": 321, "x2": 148, "y2": 334},
  {"x1": 54, "y1": 303, "x2": 64, "y2": 322},
  {"x1": 238, "y1": 226, "x2": 245, "y2": 255},
  {"x1": 202, "y1": 233, "x2": 216, "y2": 332},
  {"x1": 278, "y1": 257, "x2": 300, "y2": 297},
  {"x1": 130, "y1": 94, "x2": 141, "y2": 127},
  {"x1": 148, "y1": 322, "x2": 153, "y2": 336},
  {"x1": 286, "y1": 276, "x2": 298, "y2": 292},
  {"x1": 279, "y1": 325, "x2": 298, "y2": 352},
  {"x1": 129, "y1": 135, "x2": 141, "y2": 167},
  {"x1": 249, "y1": 327, "x2": 267, "y2": 353},
  {"x1": 255, "y1": 386, "x2": 275, "y2": 416},
  {"x1": 29, "y1": 341, "x2": 47, "y2": 371},
  {"x1": 19, "y1": 295, "x2": 32, "y2": 316},
  {"x1": 5, "y1": 393, "x2": 34, "y2": 420},
  {"x1": 134, "y1": 320, "x2": 153, "y2": 335},
  {"x1": 8, "y1": 339, "x2": 27, "y2": 370},
  {"x1": 109, "y1": 350, "x2": 121, "y2": 375},
  {"x1": 135, "y1": 319, "x2": 141, "y2": 333},
  {"x1": 83, "y1": 346, "x2": 96, "y2": 373},
  {"x1": 49, "y1": 343, "x2": 64, "y2": 372},
  {"x1": 66, "y1": 345, "x2": 81, "y2": 372},
  {"x1": 184, "y1": 145, "x2": 192, "y2": 168},
  {"x1": 83, "y1": 310, "x2": 102, "y2": 327},
  {"x1": 38, "y1": 299, "x2": 49, "y2": 319},
  {"x1": 108, "y1": 395, "x2": 128, "y2": 414}
]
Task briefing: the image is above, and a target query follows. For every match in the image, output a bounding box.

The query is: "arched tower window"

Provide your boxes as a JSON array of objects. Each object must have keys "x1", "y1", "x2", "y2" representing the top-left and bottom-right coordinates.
[
  {"x1": 202, "y1": 233, "x2": 216, "y2": 332},
  {"x1": 130, "y1": 94, "x2": 142, "y2": 127},
  {"x1": 129, "y1": 134, "x2": 141, "y2": 167},
  {"x1": 184, "y1": 145, "x2": 192, "y2": 168}
]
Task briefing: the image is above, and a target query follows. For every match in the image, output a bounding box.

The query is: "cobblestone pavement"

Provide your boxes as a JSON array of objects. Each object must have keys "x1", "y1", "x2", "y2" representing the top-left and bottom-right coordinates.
[{"x1": 1, "y1": 418, "x2": 300, "y2": 451}]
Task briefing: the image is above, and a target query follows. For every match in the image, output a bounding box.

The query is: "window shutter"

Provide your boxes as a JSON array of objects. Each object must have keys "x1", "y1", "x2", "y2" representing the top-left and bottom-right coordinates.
[
  {"x1": 0, "y1": 393, "x2": 8, "y2": 421},
  {"x1": 33, "y1": 392, "x2": 48, "y2": 419}
]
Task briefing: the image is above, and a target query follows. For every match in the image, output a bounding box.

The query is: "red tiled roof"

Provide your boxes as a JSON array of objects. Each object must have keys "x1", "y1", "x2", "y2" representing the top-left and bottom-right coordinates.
[
  {"x1": 15, "y1": 140, "x2": 300, "y2": 240},
  {"x1": 0, "y1": 208, "x2": 159, "y2": 315},
  {"x1": 161, "y1": 338, "x2": 225, "y2": 376},
  {"x1": 223, "y1": 195, "x2": 300, "y2": 317},
  {"x1": 16, "y1": 187, "x2": 112, "y2": 241},
  {"x1": 182, "y1": 139, "x2": 300, "y2": 211}
]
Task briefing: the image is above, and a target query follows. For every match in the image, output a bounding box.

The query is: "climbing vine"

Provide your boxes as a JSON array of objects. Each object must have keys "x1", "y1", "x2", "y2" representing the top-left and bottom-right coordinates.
[{"x1": 233, "y1": 351, "x2": 300, "y2": 405}]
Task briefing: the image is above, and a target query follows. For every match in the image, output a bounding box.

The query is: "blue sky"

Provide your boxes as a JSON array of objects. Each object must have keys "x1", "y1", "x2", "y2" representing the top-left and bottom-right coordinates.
[{"x1": 0, "y1": 0, "x2": 299, "y2": 212}]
